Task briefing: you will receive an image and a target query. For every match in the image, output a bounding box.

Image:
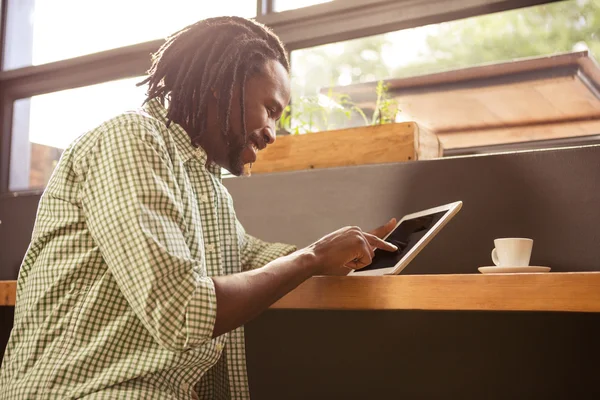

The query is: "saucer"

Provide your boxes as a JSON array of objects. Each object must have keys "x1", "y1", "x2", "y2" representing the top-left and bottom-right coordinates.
[{"x1": 478, "y1": 266, "x2": 551, "y2": 274}]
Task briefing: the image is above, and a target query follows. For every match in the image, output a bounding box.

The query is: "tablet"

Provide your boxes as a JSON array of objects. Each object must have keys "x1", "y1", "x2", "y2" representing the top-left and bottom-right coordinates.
[{"x1": 348, "y1": 201, "x2": 462, "y2": 276}]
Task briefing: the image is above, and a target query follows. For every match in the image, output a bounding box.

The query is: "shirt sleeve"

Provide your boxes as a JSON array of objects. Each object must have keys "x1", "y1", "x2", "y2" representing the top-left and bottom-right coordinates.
[
  {"x1": 236, "y1": 220, "x2": 297, "y2": 271},
  {"x1": 79, "y1": 121, "x2": 216, "y2": 353}
]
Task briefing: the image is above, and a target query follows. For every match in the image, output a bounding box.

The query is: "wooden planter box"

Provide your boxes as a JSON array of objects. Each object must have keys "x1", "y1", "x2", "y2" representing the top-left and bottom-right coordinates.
[{"x1": 250, "y1": 122, "x2": 443, "y2": 174}]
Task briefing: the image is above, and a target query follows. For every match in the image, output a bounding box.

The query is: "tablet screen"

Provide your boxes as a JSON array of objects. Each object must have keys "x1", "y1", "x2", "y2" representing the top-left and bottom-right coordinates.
[{"x1": 358, "y1": 210, "x2": 447, "y2": 272}]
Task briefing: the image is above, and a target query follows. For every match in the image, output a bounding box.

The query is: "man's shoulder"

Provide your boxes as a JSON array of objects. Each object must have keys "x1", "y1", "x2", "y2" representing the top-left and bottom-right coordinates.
[
  {"x1": 65, "y1": 108, "x2": 173, "y2": 173},
  {"x1": 114, "y1": 107, "x2": 165, "y2": 129},
  {"x1": 74, "y1": 109, "x2": 167, "y2": 153},
  {"x1": 100, "y1": 108, "x2": 167, "y2": 140}
]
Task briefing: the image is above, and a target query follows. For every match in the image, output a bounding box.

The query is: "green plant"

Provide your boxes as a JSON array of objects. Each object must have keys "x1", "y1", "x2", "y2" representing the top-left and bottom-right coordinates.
[
  {"x1": 371, "y1": 80, "x2": 398, "y2": 125},
  {"x1": 277, "y1": 80, "x2": 399, "y2": 135}
]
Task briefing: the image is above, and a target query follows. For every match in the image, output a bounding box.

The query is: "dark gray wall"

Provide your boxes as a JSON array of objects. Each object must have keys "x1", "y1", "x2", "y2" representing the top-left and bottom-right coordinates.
[
  {"x1": 4, "y1": 145, "x2": 600, "y2": 280},
  {"x1": 225, "y1": 145, "x2": 600, "y2": 274},
  {"x1": 245, "y1": 310, "x2": 600, "y2": 400},
  {"x1": 0, "y1": 192, "x2": 40, "y2": 280}
]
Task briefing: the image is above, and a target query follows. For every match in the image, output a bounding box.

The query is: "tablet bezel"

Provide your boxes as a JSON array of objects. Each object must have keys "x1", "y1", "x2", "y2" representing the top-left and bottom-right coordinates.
[{"x1": 348, "y1": 201, "x2": 463, "y2": 276}]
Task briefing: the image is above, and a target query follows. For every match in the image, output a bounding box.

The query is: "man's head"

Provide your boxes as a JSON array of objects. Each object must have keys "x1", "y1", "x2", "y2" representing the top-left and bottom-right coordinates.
[{"x1": 140, "y1": 16, "x2": 291, "y2": 176}]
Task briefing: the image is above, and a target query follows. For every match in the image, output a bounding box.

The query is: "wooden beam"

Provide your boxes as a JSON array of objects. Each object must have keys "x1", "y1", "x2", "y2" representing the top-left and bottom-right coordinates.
[
  {"x1": 0, "y1": 280, "x2": 16, "y2": 306},
  {"x1": 271, "y1": 272, "x2": 600, "y2": 312},
  {"x1": 334, "y1": 51, "x2": 594, "y2": 99},
  {"x1": 0, "y1": 40, "x2": 160, "y2": 98},
  {"x1": 4, "y1": 272, "x2": 600, "y2": 313},
  {"x1": 260, "y1": 0, "x2": 554, "y2": 51},
  {"x1": 438, "y1": 118, "x2": 600, "y2": 149}
]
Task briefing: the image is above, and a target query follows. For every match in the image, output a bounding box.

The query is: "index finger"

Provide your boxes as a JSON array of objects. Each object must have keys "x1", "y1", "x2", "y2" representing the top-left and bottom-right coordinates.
[{"x1": 363, "y1": 233, "x2": 398, "y2": 252}]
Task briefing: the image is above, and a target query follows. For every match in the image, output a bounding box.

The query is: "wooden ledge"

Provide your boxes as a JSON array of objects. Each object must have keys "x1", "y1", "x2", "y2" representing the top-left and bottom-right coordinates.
[
  {"x1": 1, "y1": 280, "x2": 16, "y2": 306},
  {"x1": 271, "y1": 272, "x2": 600, "y2": 313},
  {"x1": 3, "y1": 272, "x2": 600, "y2": 312}
]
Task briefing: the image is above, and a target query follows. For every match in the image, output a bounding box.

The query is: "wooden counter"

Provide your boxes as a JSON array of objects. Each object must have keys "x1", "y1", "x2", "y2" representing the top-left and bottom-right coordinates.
[
  {"x1": 3, "y1": 272, "x2": 600, "y2": 312},
  {"x1": 0, "y1": 281, "x2": 16, "y2": 307},
  {"x1": 271, "y1": 272, "x2": 600, "y2": 313}
]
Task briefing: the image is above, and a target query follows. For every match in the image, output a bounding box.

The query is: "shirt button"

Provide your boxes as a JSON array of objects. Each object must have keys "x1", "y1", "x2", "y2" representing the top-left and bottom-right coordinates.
[
  {"x1": 216, "y1": 343, "x2": 224, "y2": 351},
  {"x1": 205, "y1": 243, "x2": 215, "y2": 253},
  {"x1": 200, "y1": 194, "x2": 209, "y2": 203}
]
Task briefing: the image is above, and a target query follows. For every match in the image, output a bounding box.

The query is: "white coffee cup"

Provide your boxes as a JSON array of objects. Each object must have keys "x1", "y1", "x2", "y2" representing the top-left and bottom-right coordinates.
[{"x1": 491, "y1": 238, "x2": 533, "y2": 267}]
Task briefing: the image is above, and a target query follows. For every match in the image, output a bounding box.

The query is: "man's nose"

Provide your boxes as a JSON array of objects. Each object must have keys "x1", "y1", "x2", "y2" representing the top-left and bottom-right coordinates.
[{"x1": 262, "y1": 123, "x2": 276, "y2": 145}]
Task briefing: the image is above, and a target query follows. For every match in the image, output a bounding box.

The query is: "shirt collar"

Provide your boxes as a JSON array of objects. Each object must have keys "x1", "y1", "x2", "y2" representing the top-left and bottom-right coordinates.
[{"x1": 144, "y1": 99, "x2": 222, "y2": 178}]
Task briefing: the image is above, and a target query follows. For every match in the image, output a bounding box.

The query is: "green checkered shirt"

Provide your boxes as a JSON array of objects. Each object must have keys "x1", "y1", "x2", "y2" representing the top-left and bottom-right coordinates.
[{"x1": 0, "y1": 99, "x2": 296, "y2": 399}]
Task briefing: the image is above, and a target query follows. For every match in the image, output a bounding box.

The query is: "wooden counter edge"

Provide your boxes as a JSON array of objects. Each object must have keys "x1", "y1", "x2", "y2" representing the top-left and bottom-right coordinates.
[
  {"x1": 3, "y1": 272, "x2": 600, "y2": 312},
  {"x1": 0, "y1": 280, "x2": 16, "y2": 306},
  {"x1": 271, "y1": 272, "x2": 600, "y2": 313}
]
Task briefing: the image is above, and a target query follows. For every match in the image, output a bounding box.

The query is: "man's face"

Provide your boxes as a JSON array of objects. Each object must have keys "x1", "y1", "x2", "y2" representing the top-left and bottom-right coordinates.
[{"x1": 205, "y1": 59, "x2": 291, "y2": 176}]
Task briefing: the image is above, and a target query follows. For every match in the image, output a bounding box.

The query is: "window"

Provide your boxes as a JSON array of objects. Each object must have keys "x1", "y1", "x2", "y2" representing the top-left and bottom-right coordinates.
[
  {"x1": 4, "y1": 0, "x2": 256, "y2": 70},
  {"x1": 10, "y1": 77, "x2": 146, "y2": 191},
  {"x1": 287, "y1": 0, "x2": 600, "y2": 152},
  {"x1": 274, "y1": 0, "x2": 333, "y2": 12},
  {"x1": 4, "y1": 0, "x2": 592, "y2": 193}
]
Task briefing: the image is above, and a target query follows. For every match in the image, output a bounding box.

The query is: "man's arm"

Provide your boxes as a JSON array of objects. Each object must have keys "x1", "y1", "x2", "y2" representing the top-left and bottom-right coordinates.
[
  {"x1": 212, "y1": 226, "x2": 397, "y2": 337},
  {"x1": 237, "y1": 220, "x2": 296, "y2": 271},
  {"x1": 213, "y1": 219, "x2": 401, "y2": 336},
  {"x1": 212, "y1": 248, "x2": 314, "y2": 337}
]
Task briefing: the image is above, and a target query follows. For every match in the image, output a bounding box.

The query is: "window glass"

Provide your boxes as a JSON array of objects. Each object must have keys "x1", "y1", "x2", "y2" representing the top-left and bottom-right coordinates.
[
  {"x1": 4, "y1": 0, "x2": 256, "y2": 70},
  {"x1": 10, "y1": 77, "x2": 146, "y2": 191},
  {"x1": 287, "y1": 0, "x2": 600, "y2": 152}
]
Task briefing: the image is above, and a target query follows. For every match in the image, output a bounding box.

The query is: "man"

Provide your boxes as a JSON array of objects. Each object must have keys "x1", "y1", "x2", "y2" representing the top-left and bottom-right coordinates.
[{"x1": 0, "y1": 17, "x2": 397, "y2": 399}]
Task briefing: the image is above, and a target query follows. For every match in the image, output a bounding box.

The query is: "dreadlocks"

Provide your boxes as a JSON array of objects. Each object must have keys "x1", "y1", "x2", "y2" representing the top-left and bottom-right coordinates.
[{"x1": 138, "y1": 16, "x2": 289, "y2": 149}]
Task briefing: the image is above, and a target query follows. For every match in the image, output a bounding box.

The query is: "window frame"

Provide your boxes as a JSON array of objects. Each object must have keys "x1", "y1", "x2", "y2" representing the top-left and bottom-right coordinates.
[{"x1": 0, "y1": 0, "x2": 560, "y2": 193}]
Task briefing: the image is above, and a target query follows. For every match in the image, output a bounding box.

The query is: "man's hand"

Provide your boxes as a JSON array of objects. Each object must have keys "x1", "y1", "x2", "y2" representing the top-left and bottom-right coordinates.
[
  {"x1": 317, "y1": 218, "x2": 398, "y2": 276},
  {"x1": 211, "y1": 219, "x2": 398, "y2": 337},
  {"x1": 368, "y1": 218, "x2": 397, "y2": 240}
]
